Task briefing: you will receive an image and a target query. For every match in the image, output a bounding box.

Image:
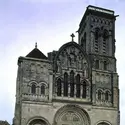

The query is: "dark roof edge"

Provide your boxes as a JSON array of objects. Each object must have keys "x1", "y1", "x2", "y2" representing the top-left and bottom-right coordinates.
[
  {"x1": 87, "y1": 5, "x2": 114, "y2": 13},
  {"x1": 78, "y1": 5, "x2": 116, "y2": 30},
  {"x1": 18, "y1": 56, "x2": 52, "y2": 65}
]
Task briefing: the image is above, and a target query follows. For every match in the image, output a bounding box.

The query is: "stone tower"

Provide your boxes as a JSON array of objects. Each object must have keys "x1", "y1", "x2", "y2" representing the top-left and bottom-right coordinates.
[{"x1": 13, "y1": 5, "x2": 120, "y2": 125}]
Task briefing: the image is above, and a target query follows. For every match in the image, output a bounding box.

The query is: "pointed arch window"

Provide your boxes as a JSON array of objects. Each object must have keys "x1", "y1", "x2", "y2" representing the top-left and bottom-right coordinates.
[
  {"x1": 70, "y1": 70, "x2": 74, "y2": 97},
  {"x1": 104, "y1": 61, "x2": 107, "y2": 70},
  {"x1": 82, "y1": 81, "x2": 86, "y2": 98},
  {"x1": 98, "y1": 90, "x2": 102, "y2": 100},
  {"x1": 57, "y1": 78, "x2": 62, "y2": 96},
  {"x1": 105, "y1": 91, "x2": 110, "y2": 101},
  {"x1": 76, "y1": 74, "x2": 80, "y2": 98},
  {"x1": 31, "y1": 84, "x2": 36, "y2": 94},
  {"x1": 81, "y1": 33, "x2": 86, "y2": 51},
  {"x1": 95, "y1": 28, "x2": 99, "y2": 53},
  {"x1": 64, "y1": 72, "x2": 68, "y2": 96},
  {"x1": 103, "y1": 30, "x2": 108, "y2": 54},
  {"x1": 41, "y1": 85, "x2": 45, "y2": 95}
]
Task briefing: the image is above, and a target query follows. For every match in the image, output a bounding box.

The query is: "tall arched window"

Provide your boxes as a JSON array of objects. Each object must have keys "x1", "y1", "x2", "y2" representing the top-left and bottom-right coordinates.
[
  {"x1": 98, "y1": 90, "x2": 102, "y2": 100},
  {"x1": 76, "y1": 74, "x2": 80, "y2": 98},
  {"x1": 64, "y1": 72, "x2": 68, "y2": 97},
  {"x1": 103, "y1": 30, "x2": 108, "y2": 54},
  {"x1": 70, "y1": 70, "x2": 74, "y2": 97},
  {"x1": 82, "y1": 81, "x2": 86, "y2": 98},
  {"x1": 95, "y1": 28, "x2": 99, "y2": 53},
  {"x1": 41, "y1": 85, "x2": 45, "y2": 95},
  {"x1": 105, "y1": 91, "x2": 109, "y2": 101},
  {"x1": 104, "y1": 61, "x2": 107, "y2": 70},
  {"x1": 57, "y1": 78, "x2": 62, "y2": 96},
  {"x1": 95, "y1": 60, "x2": 99, "y2": 69},
  {"x1": 31, "y1": 84, "x2": 36, "y2": 94}
]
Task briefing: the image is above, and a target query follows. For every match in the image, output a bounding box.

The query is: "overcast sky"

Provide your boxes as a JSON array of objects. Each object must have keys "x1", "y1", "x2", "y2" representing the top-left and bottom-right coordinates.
[{"x1": 0, "y1": 0, "x2": 125, "y2": 124}]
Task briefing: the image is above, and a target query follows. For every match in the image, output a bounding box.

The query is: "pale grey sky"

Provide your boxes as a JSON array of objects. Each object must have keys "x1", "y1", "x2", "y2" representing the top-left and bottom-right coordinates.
[{"x1": 0, "y1": 0, "x2": 124, "y2": 124}]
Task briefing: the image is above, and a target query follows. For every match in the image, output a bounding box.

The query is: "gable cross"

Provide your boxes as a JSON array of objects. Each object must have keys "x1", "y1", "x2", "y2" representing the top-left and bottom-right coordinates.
[
  {"x1": 70, "y1": 33, "x2": 75, "y2": 41},
  {"x1": 35, "y1": 42, "x2": 37, "y2": 48}
]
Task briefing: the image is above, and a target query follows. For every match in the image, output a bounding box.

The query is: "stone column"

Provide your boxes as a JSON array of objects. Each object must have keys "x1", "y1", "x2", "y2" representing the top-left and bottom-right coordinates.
[
  {"x1": 49, "y1": 73, "x2": 53, "y2": 102},
  {"x1": 74, "y1": 84, "x2": 76, "y2": 98},
  {"x1": 92, "y1": 84, "x2": 96, "y2": 104},
  {"x1": 68, "y1": 84, "x2": 70, "y2": 97},
  {"x1": 80, "y1": 85, "x2": 83, "y2": 99},
  {"x1": 61, "y1": 82, "x2": 64, "y2": 97}
]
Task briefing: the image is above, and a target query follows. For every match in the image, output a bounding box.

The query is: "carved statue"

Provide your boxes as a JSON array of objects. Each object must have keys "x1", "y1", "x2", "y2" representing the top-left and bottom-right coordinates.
[
  {"x1": 83, "y1": 61, "x2": 88, "y2": 77},
  {"x1": 68, "y1": 47, "x2": 77, "y2": 67},
  {"x1": 57, "y1": 58, "x2": 62, "y2": 73},
  {"x1": 61, "y1": 49, "x2": 68, "y2": 68},
  {"x1": 77, "y1": 52, "x2": 83, "y2": 70},
  {"x1": 68, "y1": 53, "x2": 76, "y2": 67}
]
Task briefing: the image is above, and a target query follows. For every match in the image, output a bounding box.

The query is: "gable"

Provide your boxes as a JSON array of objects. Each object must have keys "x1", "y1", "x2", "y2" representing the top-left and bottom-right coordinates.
[{"x1": 54, "y1": 42, "x2": 90, "y2": 76}]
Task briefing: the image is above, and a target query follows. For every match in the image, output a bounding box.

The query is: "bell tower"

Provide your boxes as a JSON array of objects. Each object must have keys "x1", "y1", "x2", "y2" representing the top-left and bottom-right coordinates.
[
  {"x1": 78, "y1": 6, "x2": 120, "y2": 124},
  {"x1": 78, "y1": 5, "x2": 116, "y2": 57},
  {"x1": 78, "y1": 4, "x2": 119, "y2": 116}
]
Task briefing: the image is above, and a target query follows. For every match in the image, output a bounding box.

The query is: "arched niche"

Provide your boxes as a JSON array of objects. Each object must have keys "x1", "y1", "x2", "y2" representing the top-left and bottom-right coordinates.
[
  {"x1": 53, "y1": 105, "x2": 90, "y2": 125},
  {"x1": 27, "y1": 117, "x2": 50, "y2": 125},
  {"x1": 96, "y1": 120, "x2": 112, "y2": 125}
]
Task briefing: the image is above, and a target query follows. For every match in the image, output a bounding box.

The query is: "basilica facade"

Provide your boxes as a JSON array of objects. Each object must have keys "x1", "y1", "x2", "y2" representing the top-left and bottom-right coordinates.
[{"x1": 13, "y1": 5, "x2": 120, "y2": 125}]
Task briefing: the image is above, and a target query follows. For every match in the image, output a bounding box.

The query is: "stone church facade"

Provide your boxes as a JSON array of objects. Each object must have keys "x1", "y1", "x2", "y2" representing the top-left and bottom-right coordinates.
[{"x1": 13, "y1": 5, "x2": 120, "y2": 125}]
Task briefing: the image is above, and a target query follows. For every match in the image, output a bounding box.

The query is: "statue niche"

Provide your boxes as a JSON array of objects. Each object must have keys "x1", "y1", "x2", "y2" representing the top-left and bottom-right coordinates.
[
  {"x1": 61, "y1": 49, "x2": 68, "y2": 69},
  {"x1": 68, "y1": 46, "x2": 77, "y2": 68},
  {"x1": 29, "y1": 119, "x2": 48, "y2": 125},
  {"x1": 56, "y1": 44, "x2": 89, "y2": 73}
]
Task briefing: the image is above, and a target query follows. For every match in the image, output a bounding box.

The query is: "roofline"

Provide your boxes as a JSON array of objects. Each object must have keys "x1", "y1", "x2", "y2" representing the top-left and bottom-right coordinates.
[
  {"x1": 18, "y1": 56, "x2": 51, "y2": 65},
  {"x1": 78, "y1": 5, "x2": 115, "y2": 30},
  {"x1": 87, "y1": 5, "x2": 114, "y2": 14}
]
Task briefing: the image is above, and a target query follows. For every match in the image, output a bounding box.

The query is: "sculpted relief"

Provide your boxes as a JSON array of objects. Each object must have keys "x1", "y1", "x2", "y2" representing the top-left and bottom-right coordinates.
[
  {"x1": 56, "y1": 45, "x2": 88, "y2": 75},
  {"x1": 54, "y1": 105, "x2": 90, "y2": 125}
]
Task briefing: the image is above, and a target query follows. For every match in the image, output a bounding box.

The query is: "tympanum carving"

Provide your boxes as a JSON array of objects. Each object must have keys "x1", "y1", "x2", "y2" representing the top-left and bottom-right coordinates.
[{"x1": 56, "y1": 45, "x2": 89, "y2": 75}]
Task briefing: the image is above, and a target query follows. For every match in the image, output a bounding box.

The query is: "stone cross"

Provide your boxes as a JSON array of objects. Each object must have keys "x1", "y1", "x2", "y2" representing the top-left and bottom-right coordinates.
[
  {"x1": 35, "y1": 42, "x2": 37, "y2": 48},
  {"x1": 71, "y1": 33, "x2": 75, "y2": 41}
]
